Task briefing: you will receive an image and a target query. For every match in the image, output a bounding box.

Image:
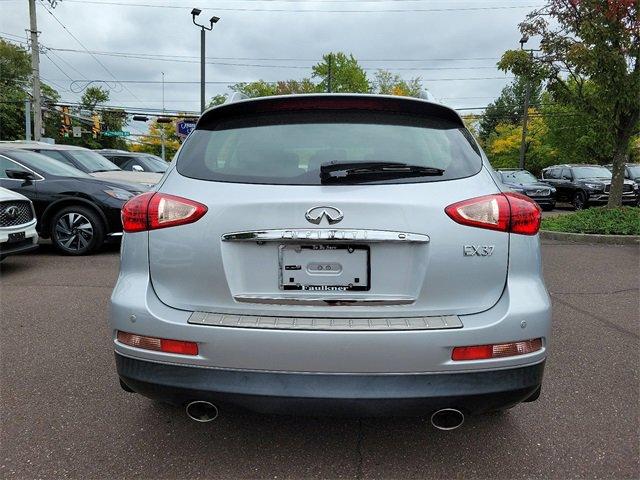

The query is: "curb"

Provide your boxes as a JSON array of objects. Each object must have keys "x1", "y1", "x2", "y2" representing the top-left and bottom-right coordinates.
[{"x1": 540, "y1": 230, "x2": 640, "y2": 245}]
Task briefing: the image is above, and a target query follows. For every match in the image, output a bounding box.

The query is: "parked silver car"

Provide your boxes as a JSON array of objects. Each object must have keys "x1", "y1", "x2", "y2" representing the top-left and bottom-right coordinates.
[{"x1": 110, "y1": 94, "x2": 551, "y2": 428}]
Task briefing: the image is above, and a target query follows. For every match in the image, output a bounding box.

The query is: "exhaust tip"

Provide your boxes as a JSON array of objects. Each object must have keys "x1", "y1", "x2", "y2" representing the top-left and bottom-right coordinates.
[
  {"x1": 185, "y1": 401, "x2": 219, "y2": 423},
  {"x1": 430, "y1": 408, "x2": 464, "y2": 431}
]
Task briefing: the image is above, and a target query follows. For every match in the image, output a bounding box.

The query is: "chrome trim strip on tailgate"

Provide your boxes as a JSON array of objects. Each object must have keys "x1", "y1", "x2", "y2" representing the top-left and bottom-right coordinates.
[
  {"x1": 233, "y1": 295, "x2": 414, "y2": 306},
  {"x1": 221, "y1": 229, "x2": 430, "y2": 243},
  {"x1": 189, "y1": 312, "x2": 462, "y2": 330}
]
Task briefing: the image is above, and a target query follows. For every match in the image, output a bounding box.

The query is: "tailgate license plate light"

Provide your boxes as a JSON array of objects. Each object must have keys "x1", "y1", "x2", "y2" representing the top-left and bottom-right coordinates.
[{"x1": 279, "y1": 244, "x2": 370, "y2": 292}]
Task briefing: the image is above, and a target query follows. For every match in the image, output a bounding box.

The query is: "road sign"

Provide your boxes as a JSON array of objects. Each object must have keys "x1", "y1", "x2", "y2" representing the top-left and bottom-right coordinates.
[
  {"x1": 72, "y1": 126, "x2": 82, "y2": 138},
  {"x1": 102, "y1": 131, "x2": 130, "y2": 137},
  {"x1": 176, "y1": 120, "x2": 196, "y2": 140}
]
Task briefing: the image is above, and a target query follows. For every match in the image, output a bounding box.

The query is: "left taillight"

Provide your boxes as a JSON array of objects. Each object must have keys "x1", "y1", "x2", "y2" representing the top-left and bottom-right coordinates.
[
  {"x1": 444, "y1": 192, "x2": 541, "y2": 236},
  {"x1": 122, "y1": 192, "x2": 207, "y2": 233}
]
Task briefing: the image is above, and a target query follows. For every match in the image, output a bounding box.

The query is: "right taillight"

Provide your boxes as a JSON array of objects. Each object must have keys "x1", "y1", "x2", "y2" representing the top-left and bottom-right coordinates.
[
  {"x1": 121, "y1": 192, "x2": 207, "y2": 233},
  {"x1": 445, "y1": 192, "x2": 541, "y2": 235}
]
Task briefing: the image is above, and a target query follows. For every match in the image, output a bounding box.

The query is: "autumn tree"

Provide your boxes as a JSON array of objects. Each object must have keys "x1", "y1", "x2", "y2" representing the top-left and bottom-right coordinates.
[
  {"x1": 486, "y1": 109, "x2": 556, "y2": 175},
  {"x1": 499, "y1": 0, "x2": 639, "y2": 207},
  {"x1": 373, "y1": 70, "x2": 423, "y2": 97},
  {"x1": 479, "y1": 77, "x2": 543, "y2": 141},
  {"x1": 130, "y1": 119, "x2": 180, "y2": 159}
]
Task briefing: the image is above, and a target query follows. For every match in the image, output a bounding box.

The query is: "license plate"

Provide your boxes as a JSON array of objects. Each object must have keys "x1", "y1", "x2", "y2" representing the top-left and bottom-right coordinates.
[
  {"x1": 7, "y1": 231, "x2": 26, "y2": 243},
  {"x1": 279, "y1": 244, "x2": 370, "y2": 292}
]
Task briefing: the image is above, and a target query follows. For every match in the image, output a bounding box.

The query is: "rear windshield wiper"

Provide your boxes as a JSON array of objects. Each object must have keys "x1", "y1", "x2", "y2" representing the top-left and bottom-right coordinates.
[{"x1": 320, "y1": 161, "x2": 445, "y2": 183}]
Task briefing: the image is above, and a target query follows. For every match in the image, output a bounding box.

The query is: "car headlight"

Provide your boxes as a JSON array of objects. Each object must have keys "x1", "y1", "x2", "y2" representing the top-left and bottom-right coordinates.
[
  {"x1": 104, "y1": 188, "x2": 135, "y2": 201},
  {"x1": 584, "y1": 183, "x2": 604, "y2": 190}
]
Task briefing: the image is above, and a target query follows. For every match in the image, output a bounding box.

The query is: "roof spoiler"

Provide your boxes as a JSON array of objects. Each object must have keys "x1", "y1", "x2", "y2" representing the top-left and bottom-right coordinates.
[{"x1": 198, "y1": 94, "x2": 465, "y2": 128}]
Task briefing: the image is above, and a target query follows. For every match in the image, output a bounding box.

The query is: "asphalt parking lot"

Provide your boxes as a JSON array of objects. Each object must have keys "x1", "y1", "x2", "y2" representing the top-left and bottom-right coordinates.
[{"x1": 1, "y1": 240, "x2": 638, "y2": 479}]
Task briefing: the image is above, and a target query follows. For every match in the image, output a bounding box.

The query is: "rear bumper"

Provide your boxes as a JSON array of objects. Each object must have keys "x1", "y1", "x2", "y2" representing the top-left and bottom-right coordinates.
[{"x1": 116, "y1": 353, "x2": 545, "y2": 416}]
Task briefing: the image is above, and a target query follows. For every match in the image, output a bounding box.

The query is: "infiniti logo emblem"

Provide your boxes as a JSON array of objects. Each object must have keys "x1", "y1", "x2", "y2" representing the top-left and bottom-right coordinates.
[
  {"x1": 305, "y1": 206, "x2": 344, "y2": 225},
  {"x1": 4, "y1": 206, "x2": 19, "y2": 220}
]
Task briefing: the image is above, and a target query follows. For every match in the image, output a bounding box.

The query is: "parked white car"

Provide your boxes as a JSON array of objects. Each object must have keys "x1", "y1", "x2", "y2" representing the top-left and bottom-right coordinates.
[{"x1": 0, "y1": 187, "x2": 38, "y2": 260}]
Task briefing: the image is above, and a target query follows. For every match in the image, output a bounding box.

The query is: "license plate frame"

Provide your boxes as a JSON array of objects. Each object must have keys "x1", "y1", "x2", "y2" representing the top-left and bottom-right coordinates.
[
  {"x1": 7, "y1": 231, "x2": 26, "y2": 243},
  {"x1": 279, "y1": 244, "x2": 370, "y2": 292}
]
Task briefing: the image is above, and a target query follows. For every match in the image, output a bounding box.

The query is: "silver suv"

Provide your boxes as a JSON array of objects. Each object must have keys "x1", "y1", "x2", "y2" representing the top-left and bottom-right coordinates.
[{"x1": 110, "y1": 95, "x2": 550, "y2": 428}]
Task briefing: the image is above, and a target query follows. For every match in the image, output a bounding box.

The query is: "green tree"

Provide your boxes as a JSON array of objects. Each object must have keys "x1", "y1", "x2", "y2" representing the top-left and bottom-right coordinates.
[
  {"x1": 230, "y1": 80, "x2": 278, "y2": 98},
  {"x1": 80, "y1": 86, "x2": 109, "y2": 111},
  {"x1": 208, "y1": 93, "x2": 228, "y2": 107},
  {"x1": 540, "y1": 89, "x2": 611, "y2": 165},
  {"x1": 0, "y1": 39, "x2": 60, "y2": 140},
  {"x1": 373, "y1": 70, "x2": 423, "y2": 97},
  {"x1": 478, "y1": 77, "x2": 542, "y2": 141},
  {"x1": 498, "y1": 0, "x2": 639, "y2": 207},
  {"x1": 312, "y1": 52, "x2": 370, "y2": 93}
]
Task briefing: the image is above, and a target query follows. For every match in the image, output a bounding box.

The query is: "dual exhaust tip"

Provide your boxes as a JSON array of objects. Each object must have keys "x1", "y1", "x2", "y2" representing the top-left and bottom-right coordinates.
[{"x1": 185, "y1": 401, "x2": 464, "y2": 430}]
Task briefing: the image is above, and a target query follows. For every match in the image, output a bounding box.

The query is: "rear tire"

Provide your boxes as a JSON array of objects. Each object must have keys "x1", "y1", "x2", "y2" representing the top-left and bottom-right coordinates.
[
  {"x1": 50, "y1": 205, "x2": 105, "y2": 255},
  {"x1": 572, "y1": 192, "x2": 587, "y2": 210}
]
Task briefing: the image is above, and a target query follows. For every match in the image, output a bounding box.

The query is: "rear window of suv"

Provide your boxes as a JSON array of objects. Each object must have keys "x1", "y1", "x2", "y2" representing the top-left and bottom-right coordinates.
[{"x1": 176, "y1": 111, "x2": 482, "y2": 185}]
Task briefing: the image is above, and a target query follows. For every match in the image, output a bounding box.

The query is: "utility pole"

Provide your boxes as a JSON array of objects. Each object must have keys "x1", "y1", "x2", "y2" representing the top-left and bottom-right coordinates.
[
  {"x1": 191, "y1": 8, "x2": 220, "y2": 114},
  {"x1": 25, "y1": 99, "x2": 32, "y2": 140},
  {"x1": 28, "y1": 0, "x2": 42, "y2": 141},
  {"x1": 161, "y1": 72, "x2": 166, "y2": 161},
  {"x1": 518, "y1": 81, "x2": 530, "y2": 170},
  {"x1": 327, "y1": 53, "x2": 333, "y2": 93}
]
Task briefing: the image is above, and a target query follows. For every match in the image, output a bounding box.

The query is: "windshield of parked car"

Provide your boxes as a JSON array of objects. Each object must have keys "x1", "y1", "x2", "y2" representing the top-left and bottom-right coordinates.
[
  {"x1": 141, "y1": 155, "x2": 168, "y2": 172},
  {"x1": 500, "y1": 170, "x2": 537, "y2": 184},
  {"x1": 66, "y1": 150, "x2": 121, "y2": 172},
  {"x1": 1, "y1": 149, "x2": 90, "y2": 177},
  {"x1": 177, "y1": 111, "x2": 481, "y2": 185},
  {"x1": 627, "y1": 165, "x2": 640, "y2": 178},
  {"x1": 572, "y1": 166, "x2": 612, "y2": 179}
]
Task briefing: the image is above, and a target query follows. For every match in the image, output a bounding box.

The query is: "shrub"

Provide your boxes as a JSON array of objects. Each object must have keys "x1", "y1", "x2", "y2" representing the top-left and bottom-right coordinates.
[{"x1": 541, "y1": 207, "x2": 640, "y2": 235}]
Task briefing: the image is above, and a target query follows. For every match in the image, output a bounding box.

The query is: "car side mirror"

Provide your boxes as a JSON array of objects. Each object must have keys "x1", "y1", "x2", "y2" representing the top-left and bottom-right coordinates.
[
  {"x1": 132, "y1": 165, "x2": 144, "y2": 172},
  {"x1": 6, "y1": 169, "x2": 36, "y2": 183}
]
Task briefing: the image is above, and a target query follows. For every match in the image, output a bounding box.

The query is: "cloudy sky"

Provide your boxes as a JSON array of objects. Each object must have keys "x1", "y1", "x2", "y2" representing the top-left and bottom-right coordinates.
[{"x1": 1, "y1": 0, "x2": 538, "y2": 124}]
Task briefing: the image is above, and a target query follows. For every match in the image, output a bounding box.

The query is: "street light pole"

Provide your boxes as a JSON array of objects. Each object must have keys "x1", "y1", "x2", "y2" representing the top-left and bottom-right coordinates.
[
  {"x1": 28, "y1": 0, "x2": 42, "y2": 141},
  {"x1": 161, "y1": 72, "x2": 166, "y2": 161},
  {"x1": 191, "y1": 8, "x2": 220, "y2": 114}
]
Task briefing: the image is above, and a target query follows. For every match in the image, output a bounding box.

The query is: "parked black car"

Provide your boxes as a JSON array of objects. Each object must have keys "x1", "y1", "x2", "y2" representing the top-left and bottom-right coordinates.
[
  {"x1": 0, "y1": 148, "x2": 145, "y2": 255},
  {"x1": 496, "y1": 169, "x2": 556, "y2": 211},
  {"x1": 605, "y1": 163, "x2": 640, "y2": 190},
  {"x1": 541, "y1": 164, "x2": 638, "y2": 210},
  {"x1": 96, "y1": 149, "x2": 168, "y2": 173}
]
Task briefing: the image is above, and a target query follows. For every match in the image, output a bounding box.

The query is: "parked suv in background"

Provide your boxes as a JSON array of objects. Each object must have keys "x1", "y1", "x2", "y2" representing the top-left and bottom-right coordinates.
[
  {"x1": 110, "y1": 94, "x2": 550, "y2": 428},
  {"x1": 541, "y1": 164, "x2": 638, "y2": 210},
  {"x1": 96, "y1": 149, "x2": 168, "y2": 173},
  {"x1": 0, "y1": 186, "x2": 38, "y2": 261},
  {"x1": 606, "y1": 163, "x2": 640, "y2": 192},
  {"x1": 497, "y1": 169, "x2": 556, "y2": 211},
  {"x1": 0, "y1": 148, "x2": 144, "y2": 255},
  {"x1": 0, "y1": 142, "x2": 162, "y2": 186}
]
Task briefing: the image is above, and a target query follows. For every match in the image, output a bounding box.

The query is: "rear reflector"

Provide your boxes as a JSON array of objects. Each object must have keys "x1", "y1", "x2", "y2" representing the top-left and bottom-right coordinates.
[
  {"x1": 122, "y1": 192, "x2": 207, "y2": 233},
  {"x1": 445, "y1": 192, "x2": 541, "y2": 235},
  {"x1": 117, "y1": 331, "x2": 198, "y2": 356},
  {"x1": 451, "y1": 338, "x2": 542, "y2": 361}
]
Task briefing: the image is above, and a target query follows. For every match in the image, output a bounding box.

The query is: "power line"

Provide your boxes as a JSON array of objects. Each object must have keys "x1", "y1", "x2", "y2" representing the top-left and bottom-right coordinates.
[
  {"x1": 37, "y1": 0, "x2": 150, "y2": 107},
  {"x1": 61, "y1": 0, "x2": 541, "y2": 13}
]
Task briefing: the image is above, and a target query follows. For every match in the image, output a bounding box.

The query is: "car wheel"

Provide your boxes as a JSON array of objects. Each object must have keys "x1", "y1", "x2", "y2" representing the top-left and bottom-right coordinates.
[
  {"x1": 572, "y1": 192, "x2": 587, "y2": 210},
  {"x1": 50, "y1": 206, "x2": 105, "y2": 255}
]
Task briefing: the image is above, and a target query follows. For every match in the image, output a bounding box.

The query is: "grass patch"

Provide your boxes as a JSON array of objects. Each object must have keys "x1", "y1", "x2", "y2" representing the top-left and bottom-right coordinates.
[{"x1": 541, "y1": 207, "x2": 640, "y2": 235}]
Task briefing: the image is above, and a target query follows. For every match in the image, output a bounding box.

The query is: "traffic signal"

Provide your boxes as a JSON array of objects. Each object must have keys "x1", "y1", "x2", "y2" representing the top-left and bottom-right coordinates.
[
  {"x1": 92, "y1": 114, "x2": 101, "y2": 138},
  {"x1": 60, "y1": 106, "x2": 71, "y2": 137}
]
